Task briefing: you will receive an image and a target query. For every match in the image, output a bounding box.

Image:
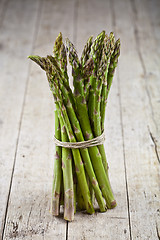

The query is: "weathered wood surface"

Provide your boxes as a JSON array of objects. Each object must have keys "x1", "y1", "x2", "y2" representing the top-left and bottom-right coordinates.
[
  {"x1": 113, "y1": 0, "x2": 160, "y2": 239},
  {"x1": 133, "y1": 0, "x2": 160, "y2": 160},
  {"x1": 0, "y1": 0, "x2": 159, "y2": 239},
  {"x1": 0, "y1": 0, "x2": 8, "y2": 26},
  {"x1": 0, "y1": 0, "x2": 40, "y2": 236}
]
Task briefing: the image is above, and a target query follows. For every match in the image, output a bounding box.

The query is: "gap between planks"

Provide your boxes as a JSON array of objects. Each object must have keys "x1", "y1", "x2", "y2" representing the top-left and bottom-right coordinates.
[
  {"x1": 66, "y1": 221, "x2": 69, "y2": 240},
  {"x1": 148, "y1": 127, "x2": 160, "y2": 164},
  {"x1": 1, "y1": 0, "x2": 43, "y2": 239},
  {"x1": 117, "y1": 68, "x2": 132, "y2": 240}
]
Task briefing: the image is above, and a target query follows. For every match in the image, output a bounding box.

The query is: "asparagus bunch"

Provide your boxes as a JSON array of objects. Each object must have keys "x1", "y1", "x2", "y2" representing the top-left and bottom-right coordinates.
[{"x1": 28, "y1": 30, "x2": 120, "y2": 221}]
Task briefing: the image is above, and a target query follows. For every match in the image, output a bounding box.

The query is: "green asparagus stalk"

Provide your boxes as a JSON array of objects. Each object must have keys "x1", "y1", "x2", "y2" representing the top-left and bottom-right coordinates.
[
  {"x1": 72, "y1": 162, "x2": 77, "y2": 213},
  {"x1": 53, "y1": 32, "x2": 63, "y2": 60},
  {"x1": 97, "y1": 38, "x2": 120, "y2": 177},
  {"x1": 81, "y1": 36, "x2": 93, "y2": 67},
  {"x1": 101, "y1": 36, "x2": 120, "y2": 132},
  {"x1": 77, "y1": 182, "x2": 85, "y2": 211},
  {"x1": 59, "y1": 43, "x2": 69, "y2": 85},
  {"x1": 80, "y1": 36, "x2": 93, "y2": 100},
  {"x1": 93, "y1": 34, "x2": 109, "y2": 136},
  {"x1": 88, "y1": 31, "x2": 105, "y2": 128},
  {"x1": 53, "y1": 31, "x2": 74, "y2": 107},
  {"x1": 60, "y1": 123, "x2": 74, "y2": 221},
  {"x1": 54, "y1": 34, "x2": 75, "y2": 218},
  {"x1": 51, "y1": 32, "x2": 64, "y2": 213},
  {"x1": 106, "y1": 38, "x2": 120, "y2": 97},
  {"x1": 92, "y1": 34, "x2": 115, "y2": 175},
  {"x1": 50, "y1": 110, "x2": 62, "y2": 215},
  {"x1": 98, "y1": 37, "x2": 120, "y2": 179}
]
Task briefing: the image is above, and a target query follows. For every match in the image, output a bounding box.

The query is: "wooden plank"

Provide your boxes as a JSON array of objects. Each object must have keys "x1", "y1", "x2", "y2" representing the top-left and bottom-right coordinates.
[
  {"x1": 3, "y1": 0, "x2": 76, "y2": 239},
  {"x1": 112, "y1": 0, "x2": 160, "y2": 239},
  {"x1": 0, "y1": 0, "x2": 8, "y2": 25},
  {"x1": 76, "y1": 0, "x2": 113, "y2": 53},
  {"x1": 68, "y1": 212, "x2": 129, "y2": 240},
  {"x1": 131, "y1": 0, "x2": 160, "y2": 236},
  {"x1": 68, "y1": 0, "x2": 130, "y2": 239},
  {"x1": 0, "y1": 0, "x2": 40, "y2": 237},
  {"x1": 132, "y1": 0, "x2": 160, "y2": 161},
  {"x1": 147, "y1": 0, "x2": 160, "y2": 44}
]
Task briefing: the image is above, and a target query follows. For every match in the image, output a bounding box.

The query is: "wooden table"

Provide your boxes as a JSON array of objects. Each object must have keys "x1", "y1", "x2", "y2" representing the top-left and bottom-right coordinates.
[{"x1": 0, "y1": 0, "x2": 159, "y2": 239}]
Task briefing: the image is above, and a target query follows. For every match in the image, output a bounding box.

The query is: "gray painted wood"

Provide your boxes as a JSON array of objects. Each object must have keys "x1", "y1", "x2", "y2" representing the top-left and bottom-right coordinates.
[
  {"x1": 113, "y1": 0, "x2": 160, "y2": 239},
  {"x1": 133, "y1": 0, "x2": 160, "y2": 162},
  {"x1": 0, "y1": 0, "x2": 8, "y2": 26},
  {"x1": 0, "y1": 0, "x2": 40, "y2": 237},
  {"x1": 0, "y1": 0, "x2": 159, "y2": 239}
]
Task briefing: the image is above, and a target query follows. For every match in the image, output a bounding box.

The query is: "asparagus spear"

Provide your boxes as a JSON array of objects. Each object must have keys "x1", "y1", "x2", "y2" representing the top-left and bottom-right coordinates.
[
  {"x1": 80, "y1": 36, "x2": 93, "y2": 100},
  {"x1": 97, "y1": 38, "x2": 121, "y2": 176},
  {"x1": 93, "y1": 34, "x2": 110, "y2": 137},
  {"x1": 53, "y1": 32, "x2": 63, "y2": 60},
  {"x1": 60, "y1": 123, "x2": 74, "y2": 221},
  {"x1": 72, "y1": 162, "x2": 77, "y2": 213},
  {"x1": 53, "y1": 32, "x2": 74, "y2": 104},
  {"x1": 81, "y1": 36, "x2": 93, "y2": 67},
  {"x1": 50, "y1": 110, "x2": 62, "y2": 215},
  {"x1": 101, "y1": 36, "x2": 120, "y2": 132},
  {"x1": 97, "y1": 38, "x2": 120, "y2": 179},
  {"x1": 88, "y1": 31, "x2": 106, "y2": 128},
  {"x1": 52, "y1": 32, "x2": 65, "y2": 214},
  {"x1": 92, "y1": 33, "x2": 115, "y2": 175}
]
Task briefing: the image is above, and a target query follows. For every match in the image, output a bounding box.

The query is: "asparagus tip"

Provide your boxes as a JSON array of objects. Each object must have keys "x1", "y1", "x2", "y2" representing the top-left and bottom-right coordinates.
[
  {"x1": 28, "y1": 55, "x2": 46, "y2": 70},
  {"x1": 53, "y1": 32, "x2": 63, "y2": 57}
]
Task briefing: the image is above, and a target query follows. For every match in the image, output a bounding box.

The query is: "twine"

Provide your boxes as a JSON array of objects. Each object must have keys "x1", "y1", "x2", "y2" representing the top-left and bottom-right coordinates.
[{"x1": 53, "y1": 131, "x2": 105, "y2": 149}]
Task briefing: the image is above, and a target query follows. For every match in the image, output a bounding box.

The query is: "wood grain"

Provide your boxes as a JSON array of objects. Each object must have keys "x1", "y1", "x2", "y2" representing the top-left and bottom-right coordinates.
[
  {"x1": 113, "y1": 0, "x2": 160, "y2": 238},
  {"x1": 0, "y1": 0, "x2": 159, "y2": 239},
  {"x1": 0, "y1": 0, "x2": 8, "y2": 26},
  {"x1": 132, "y1": 0, "x2": 160, "y2": 162},
  {"x1": 0, "y1": 0, "x2": 40, "y2": 237}
]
